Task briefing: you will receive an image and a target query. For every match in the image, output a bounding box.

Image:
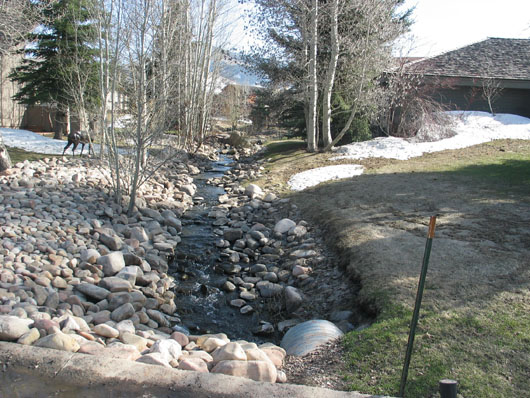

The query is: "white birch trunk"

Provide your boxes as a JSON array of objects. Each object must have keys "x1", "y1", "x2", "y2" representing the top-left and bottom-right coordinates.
[
  {"x1": 321, "y1": 0, "x2": 339, "y2": 148},
  {"x1": 307, "y1": 0, "x2": 318, "y2": 152}
]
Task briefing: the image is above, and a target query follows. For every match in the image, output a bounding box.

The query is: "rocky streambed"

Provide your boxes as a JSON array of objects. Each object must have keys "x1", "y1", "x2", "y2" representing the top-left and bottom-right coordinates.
[{"x1": 0, "y1": 144, "x2": 365, "y2": 385}]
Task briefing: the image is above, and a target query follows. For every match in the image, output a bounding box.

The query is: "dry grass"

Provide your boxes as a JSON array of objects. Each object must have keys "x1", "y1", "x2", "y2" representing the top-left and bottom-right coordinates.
[{"x1": 254, "y1": 138, "x2": 530, "y2": 398}]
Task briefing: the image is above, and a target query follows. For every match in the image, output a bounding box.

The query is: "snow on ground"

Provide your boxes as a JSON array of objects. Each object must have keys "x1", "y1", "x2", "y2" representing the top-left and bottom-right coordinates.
[
  {"x1": 288, "y1": 164, "x2": 364, "y2": 191},
  {"x1": 288, "y1": 111, "x2": 530, "y2": 191},
  {"x1": 331, "y1": 111, "x2": 530, "y2": 161},
  {"x1": 1, "y1": 127, "x2": 96, "y2": 155}
]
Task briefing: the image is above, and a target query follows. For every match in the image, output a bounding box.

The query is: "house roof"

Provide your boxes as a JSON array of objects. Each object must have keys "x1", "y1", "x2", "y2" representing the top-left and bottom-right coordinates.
[{"x1": 407, "y1": 38, "x2": 530, "y2": 81}]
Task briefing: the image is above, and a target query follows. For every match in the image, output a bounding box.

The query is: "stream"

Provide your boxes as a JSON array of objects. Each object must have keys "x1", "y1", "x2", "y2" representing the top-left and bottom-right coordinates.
[{"x1": 169, "y1": 155, "x2": 272, "y2": 343}]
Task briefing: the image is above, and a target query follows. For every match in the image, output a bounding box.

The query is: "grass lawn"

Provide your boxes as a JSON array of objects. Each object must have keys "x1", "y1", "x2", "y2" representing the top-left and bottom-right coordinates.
[
  {"x1": 6, "y1": 146, "x2": 59, "y2": 164},
  {"x1": 254, "y1": 138, "x2": 530, "y2": 398}
]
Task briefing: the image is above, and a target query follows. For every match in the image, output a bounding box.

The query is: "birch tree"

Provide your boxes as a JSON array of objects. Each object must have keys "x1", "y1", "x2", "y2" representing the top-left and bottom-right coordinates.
[
  {"x1": 0, "y1": 0, "x2": 58, "y2": 171},
  {"x1": 95, "y1": 0, "x2": 226, "y2": 214},
  {"x1": 320, "y1": 0, "x2": 338, "y2": 148},
  {"x1": 322, "y1": 0, "x2": 408, "y2": 151}
]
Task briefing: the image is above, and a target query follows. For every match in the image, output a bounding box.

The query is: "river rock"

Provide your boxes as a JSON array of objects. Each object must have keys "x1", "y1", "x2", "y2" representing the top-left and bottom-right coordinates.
[
  {"x1": 170, "y1": 331, "x2": 189, "y2": 347},
  {"x1": 35, "y1": 331, "x2": 80, "y2": 352},
  {"x1": 0, "y1": 315, "x2": 32, "y2": 341},
  {"x1": 145, "y1": 253, "x2": 168, "y2": 273},
  {"x1": 211, "y1": 342, "x2": 247, "y2": 363},
  {"x1": 44, "y1": 292, "x2": 60, "y2": 309},
  {"x1": 149, "y1": 339, "x2": 182, "y2": 362},
  {"x1": 201, "y1": 337, "x2": 227, "y2": 353},
  {"x1": 292, "y1": 265, "x2": 312, "y2": 277},
  {"x1": 164, "y1": 216, "x2": 182, "y2": 231},
  {"x1": 93, "y1": 324, "x2": 119, "y2": 338},
  {"x1": 76, "y1": 283, "x2": 110, "y2": 301},
  {"x1": 290, "y1": 249, "x2": 317, "y2": 259},
  {"x1": 111, "y1": 303, "x2": 135, "y2": 322},
  {"x1": 223, "y1": 228, "x2": 243, "y2": 242},
  {"x1": 256, "y1": 281, "x2": 283, "y2": 298},
  {"x1": 260, "y1": 345, "x2": 286, "y2": 367},
  {"x1": 81, "y1": 249, "x2": 101, "y2": 264},
  {"x1": 116, "y1": 266, "x2": 140, "y2": 285},
  {"x1": 99, "y1": 232, "x2": 123, "y2": 251},
  {"x1": 130, "y1": 227, "x2": 149, "y2": 243},
  {"x1": 98, "y1": 252, "x2": 126, "y2": 276},
  {"x1": 284, "y1": 286, "x2": 303, "y2": 314},
  {"x1": 99, "y1": 277, "x2": 132, "y2": 292},
  {"x1": 120, "y1": 332, "x2": 149, "y2": 352},
  {"x1": 139, "y1": 207, "x2": 164, "y2": 223},
  {"x1": 245, "y1": 348, "x2": 274, "y2": 365},
  {"x1": 136, "y1": 352, "x2": 171, "y2": 368},
  {"x1": 147, "y1": 309, "x2": 170, "y2": 328},
  {"x1": 289, "y1": 225, "x2": 307, "y2": 238},
  {"x1": 178, "y1": 357, "x2": 209, "y2": 373},
  {"x1": 104, "y1": 343, "x2": 142, "y2": 360},
  {"x1": 274, "y1": 219, "x2": 296, "y2": 234},
  {"x1": 211, "y1": 360, "x2": 277, "y2": 383},
  {"x1": 245, "y1": 184, "x2": 263, "y2": 198},
  {"x1": 18, "y1": 328, "x2": 41, "y2": 345}
]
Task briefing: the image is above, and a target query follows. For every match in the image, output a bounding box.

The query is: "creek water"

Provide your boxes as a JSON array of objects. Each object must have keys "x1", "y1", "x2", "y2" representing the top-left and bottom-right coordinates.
[{"x1": 169, "y1": 155, "x2": 273, "y2": 343}]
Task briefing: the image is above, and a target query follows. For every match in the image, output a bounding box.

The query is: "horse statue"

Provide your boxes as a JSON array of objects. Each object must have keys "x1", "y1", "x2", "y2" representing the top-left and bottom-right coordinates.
[{"x1": 62, "y1": 130, "x2": 93, "y2": 156}]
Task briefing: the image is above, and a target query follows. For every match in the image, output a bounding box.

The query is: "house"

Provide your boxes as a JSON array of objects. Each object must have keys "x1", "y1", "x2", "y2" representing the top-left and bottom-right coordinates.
[{"x1": 407, "y1": 38, "x2": 530, "y2": 118}]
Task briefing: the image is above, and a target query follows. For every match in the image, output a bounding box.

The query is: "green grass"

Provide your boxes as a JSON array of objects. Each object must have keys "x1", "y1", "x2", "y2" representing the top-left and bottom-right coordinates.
[
  {"x1": 6, "y1": 146, "x2": 58, "y2": 164},
  {"x1": 263, "y1": 139, "x2": 306, "y2": 161},
  {"x1": 342, "y1": 294, "x2": 530, "y2": 397}
]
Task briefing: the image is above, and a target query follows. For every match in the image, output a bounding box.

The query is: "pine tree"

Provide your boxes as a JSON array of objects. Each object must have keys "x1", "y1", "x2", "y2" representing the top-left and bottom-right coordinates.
[{"x1": 10, "y1": 0, "x2": 98, "y2": 138}]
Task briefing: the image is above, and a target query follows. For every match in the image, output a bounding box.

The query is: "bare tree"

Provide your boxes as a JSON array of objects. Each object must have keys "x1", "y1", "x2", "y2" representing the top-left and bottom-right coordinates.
[
  {"x1": 320, "y1": 0, "x2": 339, "y2": 148},
  {"x1": 95, "y1": 0, "x2": 227, "y2": 214},
  {"x1": 0, "y1": 0, "x2": 58, "y2": 171},
  {"x1": 322, "y1": 0, "x2": 406, "y2": 151},
  {"x1": 482, "y1": 77, "x2": 502, "y2": 115}
]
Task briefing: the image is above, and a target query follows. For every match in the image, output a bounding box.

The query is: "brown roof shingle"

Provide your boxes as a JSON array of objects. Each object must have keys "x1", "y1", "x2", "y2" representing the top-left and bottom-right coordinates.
[{"x1": 408, "y1": 38, "x2": 530, "y2": 81}]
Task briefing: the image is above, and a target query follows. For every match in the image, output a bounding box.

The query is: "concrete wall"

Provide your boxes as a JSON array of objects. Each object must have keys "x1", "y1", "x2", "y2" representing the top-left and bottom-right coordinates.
[{"x1": 0, "y1": 342, "x2": 390, "y2": 398}]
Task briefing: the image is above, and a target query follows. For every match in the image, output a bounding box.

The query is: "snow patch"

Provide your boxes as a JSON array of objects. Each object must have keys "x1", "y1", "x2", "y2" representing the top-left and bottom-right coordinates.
[
  {"x1": 332, "y1": 111, "x2": 530, "y2": 161},
  {"x1": 0, "y1": 128, "x2": 93, "y2": 155},
  {"x1": 288, "y1": 165, "x2": 364, "y2": 191},
  {"x1": 289, "y1": 111, "x2": 530, "y2": 191}
]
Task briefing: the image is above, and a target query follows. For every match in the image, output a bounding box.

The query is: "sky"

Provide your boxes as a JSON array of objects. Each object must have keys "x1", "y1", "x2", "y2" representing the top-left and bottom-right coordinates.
[
  {"x1": 396, "y1": 0, "x2": 530, "y2": 56},
  {"x1": 228, "y1": 0, "x2": 530, "y2": 57}
]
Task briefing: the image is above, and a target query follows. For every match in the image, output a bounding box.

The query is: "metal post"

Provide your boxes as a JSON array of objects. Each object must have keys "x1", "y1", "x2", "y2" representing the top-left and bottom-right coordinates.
[
  {"x1": 398, "y1": 216, "x2": 437, "y2": 397},
  {"x1": 439, "y1": 379, "x2": 458, "y2": 398}
]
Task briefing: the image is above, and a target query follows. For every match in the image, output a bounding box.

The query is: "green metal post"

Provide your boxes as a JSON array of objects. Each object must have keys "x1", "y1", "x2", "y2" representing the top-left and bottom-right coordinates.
[{"x1": 398, "y1": 216, "x2": 437, "y2": 397}]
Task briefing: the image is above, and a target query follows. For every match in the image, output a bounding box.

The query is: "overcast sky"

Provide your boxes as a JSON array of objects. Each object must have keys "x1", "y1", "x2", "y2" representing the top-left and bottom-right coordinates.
[{"x1": 399, "y1": 0, "x2": 530, "y2": 56}]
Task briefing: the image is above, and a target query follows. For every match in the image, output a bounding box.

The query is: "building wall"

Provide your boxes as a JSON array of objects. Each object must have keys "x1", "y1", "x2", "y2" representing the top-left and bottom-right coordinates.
[
  {"x1": 432, "y1": 84, "x2": 530, "y2": 118},
  {"x1": 0, "y1": 52, "x2": 25, "y2": 127}
]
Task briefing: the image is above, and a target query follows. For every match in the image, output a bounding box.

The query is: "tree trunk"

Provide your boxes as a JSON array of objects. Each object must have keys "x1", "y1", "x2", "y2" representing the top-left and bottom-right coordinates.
[
  {"x1": 321, "y1": 0, "x2": 339, "y2": 148},
  {"x1": 307, "y1": 0, "x2": 318, "y2": 153},
  {"x1": 0, "y1": 135, "x2": 12, "y2": 172}
]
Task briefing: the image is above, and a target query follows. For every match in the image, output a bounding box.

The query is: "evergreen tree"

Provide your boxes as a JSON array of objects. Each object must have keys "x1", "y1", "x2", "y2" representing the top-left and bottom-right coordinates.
[{"x1": 10, "y1": 0, "x2": 98, "y2": 138}]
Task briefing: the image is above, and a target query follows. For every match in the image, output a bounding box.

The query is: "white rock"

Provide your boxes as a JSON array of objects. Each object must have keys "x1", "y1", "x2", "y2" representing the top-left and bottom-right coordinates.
[{"x1": 274, "y1": 218, "x2": 296, "y2": 234}]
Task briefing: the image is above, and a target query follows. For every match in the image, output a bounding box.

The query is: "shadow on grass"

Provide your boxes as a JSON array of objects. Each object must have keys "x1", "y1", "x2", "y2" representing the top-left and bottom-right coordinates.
[
  {"x1": 453, "y1": 159, "x2": 530, "y2": 188},
  {"x1": 289, "y1": 163, "x2": 530, "y2": 398}
]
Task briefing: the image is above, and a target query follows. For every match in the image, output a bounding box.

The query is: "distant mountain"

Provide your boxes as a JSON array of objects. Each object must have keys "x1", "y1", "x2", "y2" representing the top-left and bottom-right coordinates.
[{"x1": 217, "y1": 52, "x2": 262, "y2": 88}]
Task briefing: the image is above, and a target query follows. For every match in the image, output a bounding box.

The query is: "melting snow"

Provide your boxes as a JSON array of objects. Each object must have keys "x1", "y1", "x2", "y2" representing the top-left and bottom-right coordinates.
[{"x1": 288, "y1": 111, "x2": 530, "y2": 191}]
